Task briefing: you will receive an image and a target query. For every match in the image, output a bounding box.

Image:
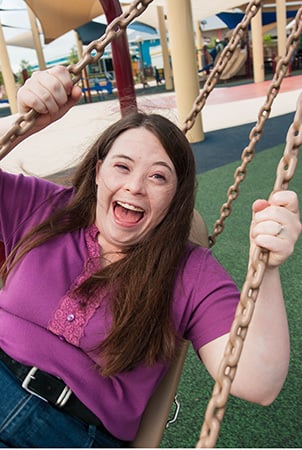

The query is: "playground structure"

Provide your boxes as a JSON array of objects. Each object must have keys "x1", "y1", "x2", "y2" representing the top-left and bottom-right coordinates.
[
  {"x1": 218, "y1": 46, "x2": 247, "y2": 80},
  {"x1": 199, "y1": 45, "x2": 248, "y2": 82},
  {"x1": 81, "y1": 76, "x2": 113, "y2": 102},
  {"x1": 0, "y1": 0, "x2": 299, "y2": 141},
  {"x1": 0, "y1": 0, "x2": 301, "y2": 448}
]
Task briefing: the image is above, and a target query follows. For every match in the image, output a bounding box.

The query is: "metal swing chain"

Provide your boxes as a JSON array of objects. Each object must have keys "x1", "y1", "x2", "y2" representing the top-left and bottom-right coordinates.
[
  {"x1": 195, "y1": 9, "x2": 302, "y2": 450},
  {"x1": 274, "y1": 92, "x2": 302, "y2": 192},
  {"x1": 0, "y1": 0, "x2": 154, "y2": 161},
  {"x1": 209, "y1": 9, "x2": 302, "y2": 247},
  {"x1": 182, "y1": 0, "x2": 262, "y2": 135},
  {"x1": 196, "y1": 92, "x2": 302, "y2": 449},
  {"x1": 182, "y1": 3, "x2": 302, "y2": 248}
]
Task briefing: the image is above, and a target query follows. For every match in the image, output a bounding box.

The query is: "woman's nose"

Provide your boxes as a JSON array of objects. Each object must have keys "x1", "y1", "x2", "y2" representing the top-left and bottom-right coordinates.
[{"x1": 124, "y1": 174, "x2": 146, "y2": 194}]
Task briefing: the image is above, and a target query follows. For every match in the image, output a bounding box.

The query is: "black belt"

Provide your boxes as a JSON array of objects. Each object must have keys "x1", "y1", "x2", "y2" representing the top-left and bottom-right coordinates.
[{"x1": 0, "y1": 348, "x2": 109, "y2": 434}]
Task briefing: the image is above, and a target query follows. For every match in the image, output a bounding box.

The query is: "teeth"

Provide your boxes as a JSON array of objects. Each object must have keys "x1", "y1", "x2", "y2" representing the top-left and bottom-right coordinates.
[{"x1": 116, "y1": 201, "x2": 144, "y2": 212}]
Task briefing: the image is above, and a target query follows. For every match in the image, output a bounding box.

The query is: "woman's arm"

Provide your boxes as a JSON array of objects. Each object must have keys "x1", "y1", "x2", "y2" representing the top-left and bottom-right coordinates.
[
  {"x1": 199, "y1": 190, "x2": 301, "y2": 405},
  {"x1": 0, "y1": 66, "x2": 82, "y2": 151}
]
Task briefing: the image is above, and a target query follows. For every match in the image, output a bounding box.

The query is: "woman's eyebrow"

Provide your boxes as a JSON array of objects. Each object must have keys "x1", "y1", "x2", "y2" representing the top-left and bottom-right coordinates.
[
  {"x1": 152, "y1": 161, "x2": 174, "y2": 173},
  {"x1": 112, "y1": 154, "x2": 133, "y2": 161}
]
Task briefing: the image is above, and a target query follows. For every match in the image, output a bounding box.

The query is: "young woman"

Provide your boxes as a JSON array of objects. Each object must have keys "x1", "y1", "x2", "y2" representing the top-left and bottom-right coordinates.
[{"x1": 0, "y1": 66, "x2": 300, "y2": 447}]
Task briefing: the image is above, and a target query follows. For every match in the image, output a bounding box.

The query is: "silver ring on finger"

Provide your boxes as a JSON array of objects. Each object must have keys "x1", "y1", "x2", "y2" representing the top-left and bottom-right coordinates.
[{"x1": 276, "y1": 224, "x2": 285, "y2": 236}]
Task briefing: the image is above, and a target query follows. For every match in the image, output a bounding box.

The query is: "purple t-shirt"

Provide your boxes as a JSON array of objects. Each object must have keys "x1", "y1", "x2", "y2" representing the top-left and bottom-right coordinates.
[{"x1": 0, "y1": 170, "x2": 239, "y2": 441}]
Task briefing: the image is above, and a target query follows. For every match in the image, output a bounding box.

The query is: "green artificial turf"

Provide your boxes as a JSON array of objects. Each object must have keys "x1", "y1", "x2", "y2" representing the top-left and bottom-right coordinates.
[{"x1": 160, "y1": 143, "x2": 302, "y2": 448}]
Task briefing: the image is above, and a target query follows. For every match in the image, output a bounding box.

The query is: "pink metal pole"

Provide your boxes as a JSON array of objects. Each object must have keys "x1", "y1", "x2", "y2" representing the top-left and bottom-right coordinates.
[{"x1": 99, "y1": 0, "x2": 137, "y2": 114}]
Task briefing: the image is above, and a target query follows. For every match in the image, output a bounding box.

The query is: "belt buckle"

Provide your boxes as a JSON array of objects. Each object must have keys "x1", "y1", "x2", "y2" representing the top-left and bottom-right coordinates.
[{"x1": 21, "y1": 366, "x2": 72, "y2": 407}]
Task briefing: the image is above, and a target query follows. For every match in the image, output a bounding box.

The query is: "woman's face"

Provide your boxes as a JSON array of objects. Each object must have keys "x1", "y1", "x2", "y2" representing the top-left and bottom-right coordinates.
[{"x1": 95, "y1": 127, "x2": 177, "y2": 255}]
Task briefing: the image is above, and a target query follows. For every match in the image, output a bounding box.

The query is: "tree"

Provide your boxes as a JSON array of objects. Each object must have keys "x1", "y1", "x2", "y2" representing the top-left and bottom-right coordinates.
[{"x1": 68, "y1": 46, "x2": 79, "y2": 65}]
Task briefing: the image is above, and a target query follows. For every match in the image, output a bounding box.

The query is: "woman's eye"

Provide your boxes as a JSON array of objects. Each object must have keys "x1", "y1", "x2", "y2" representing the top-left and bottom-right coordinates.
[
  {"x1": 115, "y1": 164, "x2": 129, "y2": 171},
  {"x1": 152, "y1": 173, "x2": 166, "y2": 181}
]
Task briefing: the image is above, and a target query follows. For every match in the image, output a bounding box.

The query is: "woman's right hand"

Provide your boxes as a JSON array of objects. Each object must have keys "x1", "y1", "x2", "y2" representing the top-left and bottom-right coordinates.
[{"x1": 17, "y1": 65, "x2": 83, "y2": 131}]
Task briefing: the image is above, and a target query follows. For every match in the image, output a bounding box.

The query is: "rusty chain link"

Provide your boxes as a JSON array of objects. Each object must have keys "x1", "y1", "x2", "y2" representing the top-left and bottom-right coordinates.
[
  {"x1": 181, "y1": 0, "x2": 262, "y2": 135},
  {"x1": 0, "y1": 0, "x2": 154, "y2": 161},
  {"x1": 196, "y1": 92, "x2": 302, "y2": 449},
  {"x1": 208, "y1": 8, "x2": 302, "y2": 247},
  {"x1": 183, "y1": 4, "x2": 302, "y2": 247},
  {"x1": 67, "y1": 0, "x2": 154, "y2": 83},
  {"x1": 195, "y1": 6, "x2": 302, "y2": 448},
  {"x1": 274, "y1": 92, "x2": 302, "y2": 192}
]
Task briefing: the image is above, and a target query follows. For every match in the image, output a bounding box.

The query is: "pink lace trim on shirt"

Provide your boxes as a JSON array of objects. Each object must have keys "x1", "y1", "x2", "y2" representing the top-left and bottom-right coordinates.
[{"x1": 48, "y1": 224, "x2": 103, "y2": 346}]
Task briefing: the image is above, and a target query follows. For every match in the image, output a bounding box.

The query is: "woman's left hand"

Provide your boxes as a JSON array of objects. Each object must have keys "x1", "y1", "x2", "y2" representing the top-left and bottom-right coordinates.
[{"x1": 250, "y1": 190, "x2": 302, "y2": 267}]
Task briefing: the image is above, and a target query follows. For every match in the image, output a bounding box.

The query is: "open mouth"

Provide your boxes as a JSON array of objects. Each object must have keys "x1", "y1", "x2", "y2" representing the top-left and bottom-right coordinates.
[{"x1": 113, "y1": 201, "x2": 145, "y2": 224}]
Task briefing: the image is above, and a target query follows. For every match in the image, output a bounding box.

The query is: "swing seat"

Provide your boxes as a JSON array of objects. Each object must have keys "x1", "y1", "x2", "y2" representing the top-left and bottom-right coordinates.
[{"x1": 131, "y1": 209, "x2": 209, "y2": 448}]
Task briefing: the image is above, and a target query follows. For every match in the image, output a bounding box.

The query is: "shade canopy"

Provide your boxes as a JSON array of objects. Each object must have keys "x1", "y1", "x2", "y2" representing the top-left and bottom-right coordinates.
[
  {"x1": 218, "y1": 9, "x2": 299, "y2": 29},
  {"x1": 5, "y1": 30, "x2": 35, "y2": 48},
  {"x1": 110, "y1": 1, "x2": 251, "y2": 32},
  {"x1": 76, "y1": 19, "x2": 158, "y2": 46},
  {"x1": 24, "y1": 0, "x2": 104, "y2": 43},
  {"x1": 22, "y1": 0, "x2": 252, "y2": 45},
  {"x1": 76, "y1": 21, "x2": 107, "y2": 46},
  {"x1": 10, "y1": 1, "x2": 300, "y2": 47}
]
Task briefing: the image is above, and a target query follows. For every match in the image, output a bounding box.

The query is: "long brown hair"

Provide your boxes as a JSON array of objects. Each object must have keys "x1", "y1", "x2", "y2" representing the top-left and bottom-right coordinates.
[{"x1": 2, "y1": 112, "x2": 196, "y2": 376}]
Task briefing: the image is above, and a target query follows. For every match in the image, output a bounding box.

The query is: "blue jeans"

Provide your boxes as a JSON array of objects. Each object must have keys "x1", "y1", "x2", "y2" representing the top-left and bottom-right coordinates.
[{"x1": 0, "y1": 361, "x2": 127, "y2": 448}]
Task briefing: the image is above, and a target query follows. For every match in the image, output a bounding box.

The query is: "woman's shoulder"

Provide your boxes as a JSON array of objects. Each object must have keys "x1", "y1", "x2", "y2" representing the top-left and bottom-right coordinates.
[
  {"x1": 183, "y1": 242, "x2": 212, "y2": 268},
  {"x1": 179, "y1": 242, "x2": 236, "y2": 290},
  {"x1": 0, "y1": 170, "x2": 74, "y2": 243},
  {"x1": 173, "y1": 242, "x2": 239, "y2": 346},
  {"x1": 0, "y1": 169, "x2": 73, "y2": 203}
]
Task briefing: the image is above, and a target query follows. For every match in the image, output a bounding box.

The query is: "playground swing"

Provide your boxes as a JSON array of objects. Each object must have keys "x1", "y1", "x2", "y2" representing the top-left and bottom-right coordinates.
[
  {"x1": 0, "y1": 0, "x2": 301, "y2": 447},
  {"x1": 135, "y1": 3, "x2": 302, "y2": 447}
]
